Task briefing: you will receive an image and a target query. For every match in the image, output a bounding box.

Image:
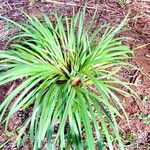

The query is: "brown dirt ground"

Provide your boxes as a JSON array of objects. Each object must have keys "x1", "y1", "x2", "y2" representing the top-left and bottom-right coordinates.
[{"x1": 0, "y1": 0, "x2": 150, "y2": 149}]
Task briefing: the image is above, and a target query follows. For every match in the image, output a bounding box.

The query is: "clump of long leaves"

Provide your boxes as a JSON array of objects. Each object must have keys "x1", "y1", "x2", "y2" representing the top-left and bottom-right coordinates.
[{"x1": 0, "y1": 10, "x2": 138, "y2": 149}]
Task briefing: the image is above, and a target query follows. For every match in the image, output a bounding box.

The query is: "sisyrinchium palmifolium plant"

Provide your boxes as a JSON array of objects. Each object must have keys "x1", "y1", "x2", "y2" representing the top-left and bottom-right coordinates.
[{"x1": 0, "y1": 9, "x2": 139, "y2": 150}]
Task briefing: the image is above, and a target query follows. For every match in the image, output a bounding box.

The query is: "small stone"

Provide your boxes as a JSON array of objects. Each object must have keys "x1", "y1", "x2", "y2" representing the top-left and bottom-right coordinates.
[{"x1": 145, "y1": 54, "x2": 150, "y2": 58}]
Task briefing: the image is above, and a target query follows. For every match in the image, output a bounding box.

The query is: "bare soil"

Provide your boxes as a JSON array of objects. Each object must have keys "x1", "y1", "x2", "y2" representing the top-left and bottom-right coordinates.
[{"x1": 0, "y1": 0, "x2": 150, "y2": 149}]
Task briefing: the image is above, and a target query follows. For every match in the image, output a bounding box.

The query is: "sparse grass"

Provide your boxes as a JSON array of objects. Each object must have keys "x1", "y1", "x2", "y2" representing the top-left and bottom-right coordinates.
[{"x1": 0, "y1": 9, "x2": 139, "y2": 149}]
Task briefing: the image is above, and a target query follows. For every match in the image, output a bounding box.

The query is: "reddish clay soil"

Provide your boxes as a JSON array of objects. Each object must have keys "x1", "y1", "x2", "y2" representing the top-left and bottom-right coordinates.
[{"x1": 0, "y1": 0, "x2": 150, "y2": 150}]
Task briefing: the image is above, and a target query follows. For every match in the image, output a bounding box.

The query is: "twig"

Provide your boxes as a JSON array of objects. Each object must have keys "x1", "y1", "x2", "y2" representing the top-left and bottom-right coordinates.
[
  {"x1": 129, "y1": 70, "x2": 143, "y2": 111},
  {"x1": 42, "y1": 0, "x2": 106, "y2": 10},
  {"x1": 129, "y1": 69, "x2": 140, "y2": 84}
]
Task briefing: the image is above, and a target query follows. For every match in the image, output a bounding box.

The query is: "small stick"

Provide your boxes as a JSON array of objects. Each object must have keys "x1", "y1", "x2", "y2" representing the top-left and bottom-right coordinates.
[
  {"x1": 129, "y1": 69, "x2": 140, "y2": 84},
  {"x1": 42, "y1": 0, "x2": 106, "y2": 10},
  {"x1": 129, "y1": 70, "x2": 142, "y2": 111}
]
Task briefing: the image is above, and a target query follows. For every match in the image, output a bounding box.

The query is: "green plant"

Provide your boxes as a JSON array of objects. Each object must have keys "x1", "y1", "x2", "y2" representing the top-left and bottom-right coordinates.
[
  {"x1": 136, "y1": 113, "x2": 150, "y2": 124},
  {"x1": 0, "y1": 10, "x2": 138, "y2": 149},
  {"x1": 118, "y1": 0, "x2": 126, "y2": 5}
]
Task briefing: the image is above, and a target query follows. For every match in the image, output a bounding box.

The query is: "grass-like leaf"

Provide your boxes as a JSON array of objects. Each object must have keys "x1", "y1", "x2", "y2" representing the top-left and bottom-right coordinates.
[{"x1": 0, "y1": 10, "x2": 138, "y2": 149}]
